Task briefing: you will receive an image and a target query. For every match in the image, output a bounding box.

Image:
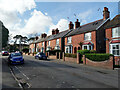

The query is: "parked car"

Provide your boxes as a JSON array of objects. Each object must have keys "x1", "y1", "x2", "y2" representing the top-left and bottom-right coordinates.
[
  {"x1": 35, "y1": 52, "x2": 47, "y2": 60},
  {"x1": 2, "y1": 51, "x2": 9, "y2": 56},
  {"x1": 8, "y1": 52, "x2": 24, "y2": 64}
]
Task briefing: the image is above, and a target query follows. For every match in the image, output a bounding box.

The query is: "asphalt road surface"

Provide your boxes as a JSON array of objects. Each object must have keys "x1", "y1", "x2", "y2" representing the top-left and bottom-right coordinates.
[{"x1": 2, "y1": 55, "x2": 119, "y2": 89}]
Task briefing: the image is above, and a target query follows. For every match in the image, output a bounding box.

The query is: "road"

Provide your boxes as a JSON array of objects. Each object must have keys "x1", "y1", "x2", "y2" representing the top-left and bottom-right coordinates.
[{"x1": 2, "y1": 55, "x2": 119, "y2": 89}]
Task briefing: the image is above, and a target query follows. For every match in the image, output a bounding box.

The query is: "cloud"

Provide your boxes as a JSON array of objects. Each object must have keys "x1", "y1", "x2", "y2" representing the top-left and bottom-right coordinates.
[
  {"x1": 78, "y1": 10, "x2": 92, "y2": 25},
  {"x1": 48, "y1": 19, "x2": 69, "y2": 35},
  {"x1": 20, "y1": 9, "x2": 53, "y2": 36},
  {"x1": 0, "y1": 0, "x2": 36, "y2": 35}
]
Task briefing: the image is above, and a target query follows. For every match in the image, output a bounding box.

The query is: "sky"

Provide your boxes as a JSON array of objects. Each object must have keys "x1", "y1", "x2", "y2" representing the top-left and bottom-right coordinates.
[{"x1": 0, "y1": 0, "x2": 119, "y2": 41}]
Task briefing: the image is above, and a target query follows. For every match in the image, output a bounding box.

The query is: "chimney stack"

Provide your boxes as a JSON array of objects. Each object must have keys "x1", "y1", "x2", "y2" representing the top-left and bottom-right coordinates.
[
  {"x1": 103, "y1": 7, "x2": 110, "y2": 20},
  {"x1": 35, "y1": 36, "x2": 38, "y2": 40},
  {"x1": 69, "y1": 21, "x2": 74, "y2": 30},
  {"x1": 75, "y1": 19, "x2": 80, "y2": 29},
  {"x1": 52, "y1": 29, "x2": 55, "y2": 35},
  {"x1": 55, "y1": 28, "x2": 59, "y2": 34}
]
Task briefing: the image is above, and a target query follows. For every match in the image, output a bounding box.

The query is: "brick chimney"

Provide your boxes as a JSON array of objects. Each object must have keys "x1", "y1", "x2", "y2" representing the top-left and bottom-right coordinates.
[
  {"x1": 41, "y1": 33, "x2": 47, "y2": 38},
  {"x1": 69, "y1": 21, "x2": 74, "y2": 30},
  {"x1": 75, "y1": 19, "x2": 80, "y2": 29},
  {"x1": 103, "y1": 7, "x2": 110, "y2": 20},
  {"x1": 52, "y1": 29, "x2": 55, "y2": 35},
  {"x1": 55, "y1": 28, "x2": 59, "y2": 34},
  {"x1": 35, "y1": 36, "x2": 38, "y2": 40}
]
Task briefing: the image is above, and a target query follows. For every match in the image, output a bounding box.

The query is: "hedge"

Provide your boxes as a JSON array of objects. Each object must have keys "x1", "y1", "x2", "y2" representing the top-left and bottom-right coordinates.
[
  {"x1": 47, "y1": 50, "x2": 61, "y2": 55},
  {"x1": 77, "y1": 49, "x2": 90, "y2": 55},
  {"x1": 85, "y1": 53, "x2": 113, "y2": 61},
  {"x1": 65, "y1": 53, "x2": 77, "y2": 58}
]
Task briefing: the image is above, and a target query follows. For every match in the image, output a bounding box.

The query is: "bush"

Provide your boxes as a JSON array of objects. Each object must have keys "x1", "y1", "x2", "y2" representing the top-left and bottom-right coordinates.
[
  {"x1": 90, "y1": 50, "x2": 96, "y2": 53},
  {"x1": 65, "y1": 53, "x2": 77, "y2": 58},
  {"x1": 77, "y1": 49, "x2": 90, "y2": 55},
  {"x1": 85, "y1": 53, "x2": 113, "y2": 61},
  {"x1": 34, "y1": 52, "x2": 37, "y2": 54}
]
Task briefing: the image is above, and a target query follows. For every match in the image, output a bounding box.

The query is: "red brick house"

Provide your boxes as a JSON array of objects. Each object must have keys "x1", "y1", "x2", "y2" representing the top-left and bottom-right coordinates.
[
  {"x1": 64, "y1": 7, "x2": 110, "y2": 54},
  {"x1": 46, "y1": 28, "x2": 71, "y2": 52},
  {"x1": 105, "y1": 14, "x2": 120, "y2": 65}
]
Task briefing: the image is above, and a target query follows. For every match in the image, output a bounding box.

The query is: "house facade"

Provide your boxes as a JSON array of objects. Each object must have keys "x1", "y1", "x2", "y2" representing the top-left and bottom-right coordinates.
[
  {"x1": 105, "y1": 14, "x2": 120, "y2": 65},
  {"x1": 65, "y1": 7, "x2": 110, "y2": 54}
]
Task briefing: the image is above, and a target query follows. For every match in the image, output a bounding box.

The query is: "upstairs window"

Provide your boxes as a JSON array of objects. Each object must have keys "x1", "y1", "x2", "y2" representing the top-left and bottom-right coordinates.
[
  {"x1": 112, "y1": 27, "x2": 120, "y2": 38},
  {"x1": 110, "y1": 43, "x2": 120, "y2": 56},
  {"x1": 48, "y1": 41, "x2": 50, "y2": 46},
  {"x1": 84, "y1": 32, "x2": 91, "y2": 40},
  {"x1": 42, "y1": 42, "x2": 44, "y2": 46},
  {"x1": 56, "y1": 39, "x2": 59, "y2": 45},
  {"x1": 67, "y1": 37, "x2": 72, "y2": 44}
]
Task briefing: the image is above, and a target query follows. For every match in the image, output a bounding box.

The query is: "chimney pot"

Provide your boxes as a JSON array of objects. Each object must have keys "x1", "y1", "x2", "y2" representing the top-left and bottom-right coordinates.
[{"x1": 52, "y1": 29, "x2": 55, "y2": 35}]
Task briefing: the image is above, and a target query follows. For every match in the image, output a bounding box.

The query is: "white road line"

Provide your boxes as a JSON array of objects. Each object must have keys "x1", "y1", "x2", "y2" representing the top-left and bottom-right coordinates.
[{"x1": 14, "y1": 66, "x2": 30, "y2": 80}]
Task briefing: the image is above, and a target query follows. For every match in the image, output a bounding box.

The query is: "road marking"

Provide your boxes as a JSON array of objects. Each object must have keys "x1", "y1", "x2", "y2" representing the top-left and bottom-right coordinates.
[{"x1": 15, "y1": 66, "x2": 30, "y2": 80}]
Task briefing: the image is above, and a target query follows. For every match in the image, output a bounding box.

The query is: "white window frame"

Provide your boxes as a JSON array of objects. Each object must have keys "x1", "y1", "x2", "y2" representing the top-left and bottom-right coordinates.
[
  {"x1": 42, "y1": 42, "x2": 44, "y2": 46},
  {"x1": 82, "y1": 45, "x2": 93, "y2": 50},
  {"x1": 112, "y1": 27, "x2": 120, "y2": 38},
  {"x1": 55, "y1": 46, "x2": 60, "y2": 50},
  {"x1": 56, "y1": 39, "x2": 59, "y2": 45},
  {"x1": 67, "y1": 37, "x2": 72, "y2": 44},
  {"x1": 48, "y1": 41, "x2": 50, "y2": 46},
  {"x1": 84, "y1": 32, "x2": 91, "y2": 41},
  {"x1": 46, "y1": 46, "x2": 51, "y2": 51},
  {"x1": 41, "y1": 47, "x2": 44, "y2": 52},
  {"x1": 65, "y1": 45, "x2": 72, "y2": 54},
  {"x1": 110, "y1": 43, "x2": 120, "y2": 56}
]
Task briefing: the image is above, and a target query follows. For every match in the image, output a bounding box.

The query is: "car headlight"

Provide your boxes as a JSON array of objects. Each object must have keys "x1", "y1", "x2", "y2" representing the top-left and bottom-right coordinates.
[{"x1": 39, "y1": 55, "x2": 42, "y2": 57}]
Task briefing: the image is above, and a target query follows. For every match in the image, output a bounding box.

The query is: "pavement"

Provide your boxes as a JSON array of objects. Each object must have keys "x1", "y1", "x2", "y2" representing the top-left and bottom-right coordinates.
[{"x1": 1, "y1": 55, "x2": 120, "y2": 89}]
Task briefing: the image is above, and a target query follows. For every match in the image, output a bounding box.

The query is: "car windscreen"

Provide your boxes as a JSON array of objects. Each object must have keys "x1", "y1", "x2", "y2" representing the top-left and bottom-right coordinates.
[
  {"x1": 40, "y1": 53, "x2": 45, "y2": 55},
  {"x1": 12, "y1": 53, "x2": 21, "y2": 57}
]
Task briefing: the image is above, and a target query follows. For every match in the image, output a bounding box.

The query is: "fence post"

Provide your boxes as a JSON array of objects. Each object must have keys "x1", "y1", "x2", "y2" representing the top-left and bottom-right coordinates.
[
  {"x1": 83, "y1": 55, "x2": 86, "y2": 64},
  {"x1": 56, "y1": 52, "x2": 58, "y2": 59},
  {"x1": 59, "y1": 52, "x2": 61, "y2": 60},
  {"x1": 48, "y1": 52, "x2": 49, "y2": 58},
  {"x1": 77, "y1": 53, "x2": 80, "y2": 64},
  {"x1": 63, "y1": 52, "x2": 65, "y2": 61}
]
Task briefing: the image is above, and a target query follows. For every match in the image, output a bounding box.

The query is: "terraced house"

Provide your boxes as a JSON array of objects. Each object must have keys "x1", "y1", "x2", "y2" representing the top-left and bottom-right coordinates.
[
  {"x1": 105, "y1": 14, "x2": 120, "y2": 65},
  {"x1": 64, "y1": 7, "x2": 110, "y2": 54}
]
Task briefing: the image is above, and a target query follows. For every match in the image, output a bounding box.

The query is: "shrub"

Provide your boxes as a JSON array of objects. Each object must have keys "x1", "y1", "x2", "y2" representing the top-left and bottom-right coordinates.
[
  {"x1": 77, "y1": 49, "x2": 90, "y2": 55},
  {"x1": 34, "y1": 52, "x2": 37, "y2": 54},
  {"x1": 47, "y1": 50, "x2": 61, "y2": 55},
  {"x1": 85, "y1": 53, "x2": 113, "y2": 61},
  {"x1": 90, "y1": 50, "x2": 96, "y2": 53},
  {"x1": 65, "y1": 53, "x2": 77, "y2": 58},
  {"x1": 22, "y1": 48, "x2": 29, "y2": 53}
]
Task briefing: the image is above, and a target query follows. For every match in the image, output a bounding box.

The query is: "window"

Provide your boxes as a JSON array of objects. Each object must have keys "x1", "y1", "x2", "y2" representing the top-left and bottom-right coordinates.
[
  {"x1": 82, "y1": 45, "x2": 92, "y2": 50},
  {"x1": 84, "y1": 32, "x2": 91, "y2": 40},
  {"x1": 67, "y1": 37, "x2": 72, "y2": 43},
  {"x1": 55, "y1": 46, "x2": 60, "y2": 50},
  {"x1": 48, "y1": 41, "x2": 50, "y2": 46},
  {"x1": 65, "y1": 45, "x2": 72, "y2": 53},
  {"x1": 42, "y1": 42, "x2": 44, "y2": 46},
  {"x1": 112, "y1": 27, "x2": 120, "y2": 38},
  {"x1": 41, "y1": 47, "x2": 44, "y2": 52},
  {"x1": 56, "y1": 39, "x2": 59, "y2": 45},
  {"x1": 46, "y1": 47, "x2": 51, "y2": 51},
  {"x1": 110, "y1": 43, "x2": 120, "y2": 56}
]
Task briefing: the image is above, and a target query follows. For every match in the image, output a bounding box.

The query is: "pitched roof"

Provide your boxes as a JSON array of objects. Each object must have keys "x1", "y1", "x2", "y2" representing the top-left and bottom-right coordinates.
[
  {"x1": 47, "y1": 30, "x2": 71, "y2": 41},
  {"x1": 105, "y1": 14, "x2": 120, "y2": 29},
  {"x1": 66, "y1": 19, "x2": 105, "y2": 37},
  {"x1": 35, "y1": 35, "x2": 51, "y2": 43}
]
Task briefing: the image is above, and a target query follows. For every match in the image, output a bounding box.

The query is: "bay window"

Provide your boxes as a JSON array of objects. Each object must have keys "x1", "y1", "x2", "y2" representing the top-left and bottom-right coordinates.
[
  {"x1": 84, "y1": 32, "x2": 91, "y2": 40},
  {"x1": 55, "y1": 46, "x2": 60, "y2": 50},
  {"x1": 48, "y1": 41, "x2": 50, "y2": 46},
  {"x1": 65, "y1": 45, "x2": 72, "y2": 53},
  {"x1": 82, "y1": 45, "x2": 93, "y2": 50},
  {"x1": 42, "y1": 42, "x2": 44, "y2": 46}
]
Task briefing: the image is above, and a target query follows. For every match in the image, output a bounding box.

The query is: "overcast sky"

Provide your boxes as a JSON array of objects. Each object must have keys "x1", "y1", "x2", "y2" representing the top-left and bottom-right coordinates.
[{"x1": 0, "y1": 0, "x2": 119, "y2": 38}]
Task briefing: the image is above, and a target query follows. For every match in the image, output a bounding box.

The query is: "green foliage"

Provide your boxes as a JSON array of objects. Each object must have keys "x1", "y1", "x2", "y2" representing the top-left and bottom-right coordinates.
[
  {"x1": 22, "y1": 48, "x2": 29, "y2": 53},
  {"x1": 65, "y1": 53, "x2": 77, "y2": 58},
  {"x1": 90, "y1": 50, "x2": 96, "y2": 53},
  {"x1": 85, "y1": 53, "x2": 113, "y2": 61},
  {"x1": 34, "y1": 52, "x2": 37, "y2": 54},
  {"x1": 77, "y1": 49, "x2": 90, "y2": 55}
]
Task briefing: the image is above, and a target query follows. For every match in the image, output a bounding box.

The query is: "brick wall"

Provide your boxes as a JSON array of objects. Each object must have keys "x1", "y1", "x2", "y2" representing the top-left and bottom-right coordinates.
[
  {"x1": 48, "y1": 55, "x2": 57, "y2": 59},
  {"x1": 65, "y1": 31, "x2": 97, "y2": 54},
  {"x1": 29, "y1": 43, "x2": 34, "y2": 53},
  {"x1": 65, "y1": 57, "x2": 77, "y2": 63},
  {"x1": 83, "y1": 55, "x2": 114, "y2": 69}
]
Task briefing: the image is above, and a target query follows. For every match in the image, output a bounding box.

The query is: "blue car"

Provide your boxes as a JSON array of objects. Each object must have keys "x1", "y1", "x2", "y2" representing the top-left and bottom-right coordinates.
[
  {"x1": 8, "y1": 53, "x2": 24, "y2": 64},
  {"x1": 35, "y1": 52, "x2": 47, "y2": 60}
]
